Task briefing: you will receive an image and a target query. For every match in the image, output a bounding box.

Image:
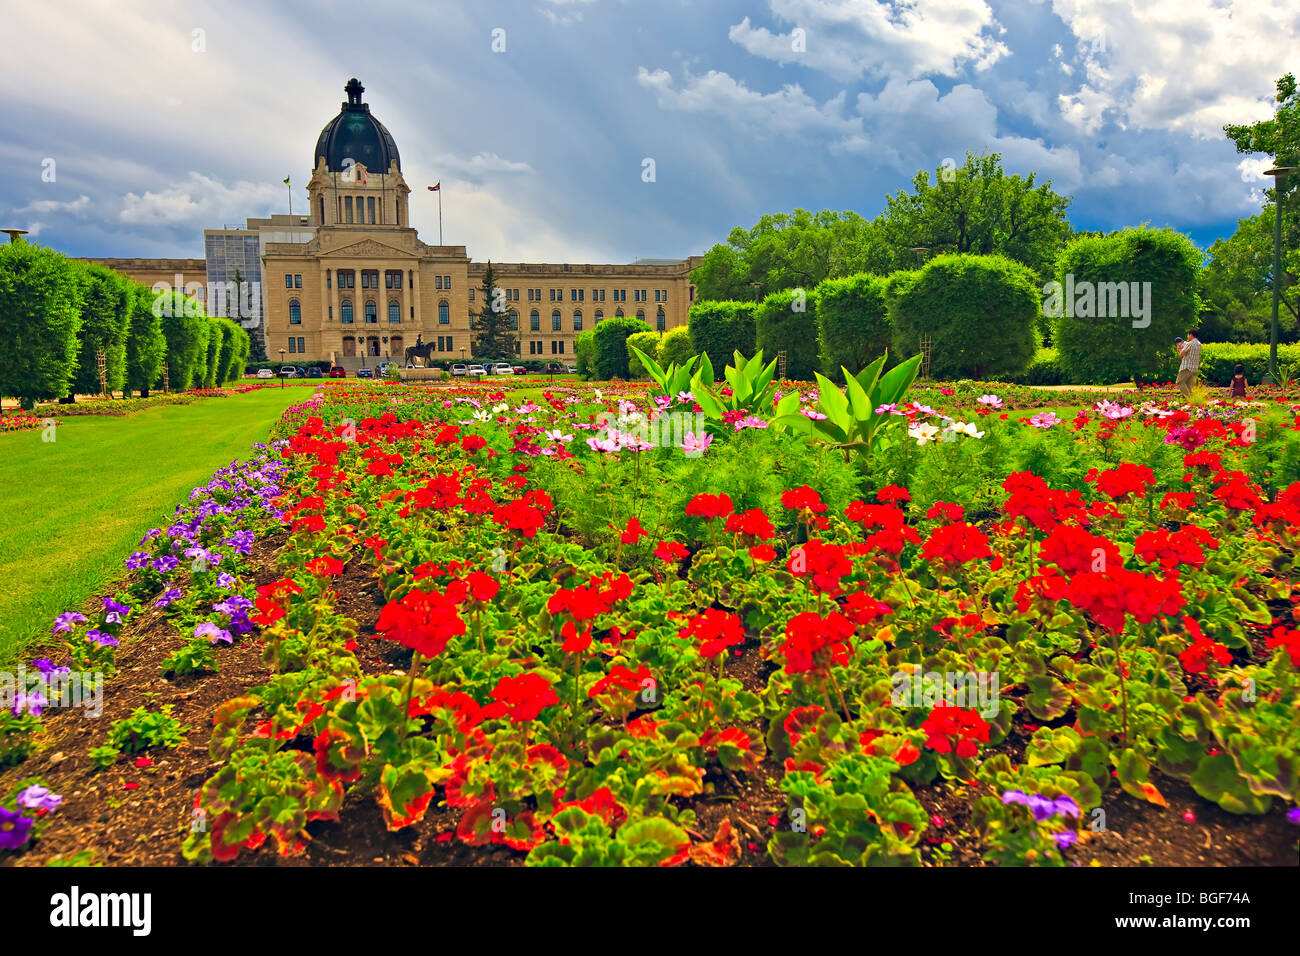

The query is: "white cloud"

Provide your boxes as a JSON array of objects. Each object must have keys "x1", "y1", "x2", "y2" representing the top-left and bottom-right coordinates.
[
  {"x1": 17, "y1": 194, "x2": 91, "y2": 214},
  {"x1": 119, "y1": 173, "x2": 280, "y2": 226},
  {"x1": 431, "y1": 153, "x2": 534, "y2": 177},
  {"x1": 729, "y1": 0, "x2": 1009, "y2": 81},
  {"x1": 1050, "y1": 0, "x2": 1298, "y2": 139}
]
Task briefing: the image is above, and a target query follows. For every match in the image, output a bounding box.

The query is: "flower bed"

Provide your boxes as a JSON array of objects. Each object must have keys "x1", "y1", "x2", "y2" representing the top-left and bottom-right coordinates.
[{"x1": 3, "y1": 372, "x2": 1299, "y2": 867}]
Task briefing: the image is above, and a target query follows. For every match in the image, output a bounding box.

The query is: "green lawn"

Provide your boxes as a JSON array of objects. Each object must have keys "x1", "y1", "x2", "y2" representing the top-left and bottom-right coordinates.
[{"x1": 0, "y1": 388, "x2": 304, "y2": 665}]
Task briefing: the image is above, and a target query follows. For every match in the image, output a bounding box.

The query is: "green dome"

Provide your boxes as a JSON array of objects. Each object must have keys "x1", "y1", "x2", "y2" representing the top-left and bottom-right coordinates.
[{"x1": 314, "y1": 78, "x2": 401, "y2": 174}]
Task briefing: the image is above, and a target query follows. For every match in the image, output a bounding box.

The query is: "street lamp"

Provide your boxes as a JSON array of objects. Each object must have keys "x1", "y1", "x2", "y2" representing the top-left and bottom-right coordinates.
[
  {"x1": 278, "y1": 348, "x2": 286, "y2": 388},
  {"x1": 1, "y1": 228, "x2": 29, "y2": 244},
  {"x1": 1263, "y1": 166, "x2": 1297, "y2": 384}
]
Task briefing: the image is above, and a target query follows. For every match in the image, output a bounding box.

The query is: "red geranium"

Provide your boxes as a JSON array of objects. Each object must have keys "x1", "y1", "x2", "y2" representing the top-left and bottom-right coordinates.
[
  {"x1": 488, "y1": 673, "x2": 559, "y2": 723},
  {"x1": 686, "y1": 492, "x2": 734, "y2": 520},
  {"x1": 921, "y1": 705, "x2": 990, "y2": 759},
  {"x1": 376, "y1": 586, "x2": 466, "y2": 658},
  {"x1": 777, "y1": 611, "x2": 855, "y2": 675},
  {"x1": 679, "y1": 608, "x2": 745, "y2": 659},
  {"x1": 724, "y1": 508, "x2": 775, "y2": 541},
  {"x1": 654, "y1": 540, "x2": 690, "y2": 562},
  {"x1": 920, "y1": 521, "x2": 992, "y2": 566}
]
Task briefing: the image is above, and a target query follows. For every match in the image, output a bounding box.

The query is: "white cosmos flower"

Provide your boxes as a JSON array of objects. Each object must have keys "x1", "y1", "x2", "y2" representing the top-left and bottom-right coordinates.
[
  {"x1": 545, "y1": 429, "x2": 573, "y2": 443},
  {"x1": 908, "y1": 423, "x2": 940, "y2": 445},
  {"x1": 471, "y1": 409, "x2": 491, "y2": 423},
  {"x1": 946, "y1": 420, "x2": 985, "y2": 438}
]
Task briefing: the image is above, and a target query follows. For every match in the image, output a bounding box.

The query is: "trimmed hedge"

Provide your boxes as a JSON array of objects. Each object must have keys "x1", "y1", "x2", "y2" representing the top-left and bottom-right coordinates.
[
  {"x1": 125, "y1": 282, "x2": 166, "y2": 396},
  {"x1": 688, "y1": 300, "x2": 756, "y2": 371},
  {"x1": 1197, "y1": 343, "x2": 1300, "y2": 386},
  {"x1": 592, "y1": 316, "x2": 647, "y2": 379},
  {"x1": 657, "y1": 326, "x2": 694, "y2": 368},
  {"x1": 625, "y1": 330, "x2": 662, "y2": 378},
  {"x1": 157, "y1": 292, "x2": 210, "y2": 391},
  {"x1": 755, "y1": 288, "x2": 820, "y2": 381},
  {"x1": 1051, "y1": 227, "x2": 1200, "y2": 385},
  {"x1": 1010, "y1": 347, "x2": 1069, "y2": 386},
  {"x1": 814, "y1": 273, "x2": 892, "y2": 380},
  {"x1": 69, "y1": 263, "x2": 131, "y2": 396},
  {"x1": 0, "y1": 240, "x2": 85, "y2": 408},
  {"x1": 575, "y1": 328, "x2": 597, "y2": 379},
  {"x1": 887, "y1": 254, "x2": 1039, "y2": 380}
]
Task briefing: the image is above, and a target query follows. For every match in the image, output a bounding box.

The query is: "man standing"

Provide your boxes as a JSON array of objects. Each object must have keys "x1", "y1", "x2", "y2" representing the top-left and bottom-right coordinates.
[{"x1": 1176, "y1": 330, "x2": 1202, "y2": 397}]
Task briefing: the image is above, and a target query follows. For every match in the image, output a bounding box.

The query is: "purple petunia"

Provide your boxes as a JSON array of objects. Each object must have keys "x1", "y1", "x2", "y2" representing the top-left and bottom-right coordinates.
[
  {"x1": 85, "y1": 630, "x2": 119, "y2": 648},
  {"x1": 125, "y1": 551, "x2": 151, "y2": 570},
  {"x1": 194, "y1": 621, "x2": 232, "y2": 645},
  {"x1": 11, "y1": 689, "x2": 47, "y2": 717},
  {"x1": 51, "y1": 612, "x2": 86, "y2": 635},
  {"x1": 155, "y1": 588, "x2": 183, "y2": 609},
  {"x1": 102, "y1": 597, "x2": 130, "y2": 624},
  {"x1": 1288, "y1": 807, "x2": 1300, "y2": 825},
  {"x1": 0, "y1": 807, "x2": 34, "y2": 850},
  {"x1": 152, "y1": 555, "x2": 179, "y2": 574},
  {"x1": 216, "y1": 572, "x2": 236, "y2": 589},
  {"x1": 16, "y1": 785, "x2": 62, "y2": 812}
]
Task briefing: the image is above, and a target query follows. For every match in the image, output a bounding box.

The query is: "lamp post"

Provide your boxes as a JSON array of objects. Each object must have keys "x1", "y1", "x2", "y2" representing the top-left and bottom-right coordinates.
[
  {"x1": 1263, "y1": 166, "x2": 1297, "y2": 384},
  {"x1": 1, "y1": 228, "x2": 29, "y2": 244},
  {"x1": 278, "y1": 348, "x2": 286, "y2": 388}
]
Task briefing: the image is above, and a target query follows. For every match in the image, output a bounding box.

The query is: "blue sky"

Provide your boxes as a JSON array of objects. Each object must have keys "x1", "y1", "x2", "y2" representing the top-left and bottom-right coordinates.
[{"x1": 1, "y1": 0, "x2": 1295, "y2": 263}]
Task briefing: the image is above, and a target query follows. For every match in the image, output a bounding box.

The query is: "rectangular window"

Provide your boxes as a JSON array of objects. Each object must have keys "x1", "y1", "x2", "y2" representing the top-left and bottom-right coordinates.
[
  {"x1": 367, "y1": 196, "x2": 376, "y2": 223},
  {"x1": 551, "y1": 341, "x2": 557, "y2": 354},
  {"x1": 446, "y1": 336, "x2": 453, "y2": 352},
  {"x1": 288, "y1": 338, "x2": 296, "y2": 353},
  {"x1": 338, "y1": 270, "x2": 354, "y2": 288},
  {"x1": 410, "y1": 306, "x2": 414, "y2": 319},
  {"x1": 298, "y1": 337, "x2": 305, "y2": 353},
  {"x1": 344, "y1": 196, "x2": 353, "y2": 223},
  {"x1": 469, "y1": 288, "x2": 475, "y2": 301},
  {"x1": 327, "y1": 273, "x2": 332, "y2": 289},
  {"x1": 328, "y1": 306, "x2": 333, "y2": 319},
  {"x1": 435, "y1": 275, "x2": 442, "y2": 290},
  {"x1": 294, "y1": 274, "x2": 302, "y2": 289},
  {"x1": 559, "y1": 341, "x2": 565, "y2": 354},
  {"x1": 444, "y1": 275, "x2": 451, "y2": 289},
  {"x1": 284, "y1": 274, "x2": 292, "y2": 289}
]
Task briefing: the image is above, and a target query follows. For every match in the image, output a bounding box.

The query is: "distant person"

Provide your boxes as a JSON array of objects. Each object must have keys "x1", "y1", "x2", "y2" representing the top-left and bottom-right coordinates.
[
  {"x1": 1228, "y1": 363, "x2": 1248, "y2": 399},
  {"x1": 1176, "y1": 331, "x2": 1201, "y2": 397}
]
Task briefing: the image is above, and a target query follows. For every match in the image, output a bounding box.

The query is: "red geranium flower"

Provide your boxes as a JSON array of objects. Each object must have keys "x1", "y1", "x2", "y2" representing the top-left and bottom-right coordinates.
[
  {"x1": 653, "y1": 540, "x2": 690, "y2": 562},
  {"x1": 679, "y1": 608, "x2": 745, "y2": 659},
  {"x1": 489, "y1": 672, "x2": 559, "y2": 723},
  {"x1": 686, "y1": 493, "x2": 734, "y2": 520},
  {"x1": 376, "y1": 586, "x2": 466, "y2": 658}
]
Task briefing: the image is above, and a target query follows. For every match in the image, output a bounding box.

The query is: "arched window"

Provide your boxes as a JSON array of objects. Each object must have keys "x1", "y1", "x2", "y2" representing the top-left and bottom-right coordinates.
[
  {"x1": 388, "y1": 301, "x2": 400, "y2": 324},
  {"x1": 341, "y1": 299, "x2": 353, "y2": 324},
  {"x1": 552, "y1": 310, "x2": 562, "y2": 331},
  {"x1": 510, "y1": 310, "x2": 519, "y2": 330},
  {"x1": 365, "y1": 300, "x2": 377, "y2": 324},
  {"x1": 656, "y1": 307, "x2": 666, "y2": 331},
  {"x1": 530, "y1": 310, "x2": 540, "y2": 331},
  {"x1": 636, "y1": 309, "x2": 645, "y2": 323},
  {"x1": 594, "y1": 309, "x2": 603, "y2": 323},
  {"x1": 573, "y1": 310, "x2": 583, "y2": 331},
  {"x1": 438, "y1": 300, "x2": 450, "y2": 324},
  {"x1": 615, "y1": 308, "x2": 624, "y2": 318},
  {"x1": 289, "y1": 299, "x2": 301, "y2": 325}
]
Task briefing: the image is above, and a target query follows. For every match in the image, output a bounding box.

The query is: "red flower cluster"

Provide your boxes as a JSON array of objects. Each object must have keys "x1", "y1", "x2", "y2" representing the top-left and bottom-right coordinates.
[
  {"x1": 1178, "y1": 617, "x2": 1232, "y2": 674},
  {"x1": 920, "y1": 521, "x2": 992, "y2": 566},
  {"x1": 251, "y1": 578, "x2": 303, "y2": 627},
  {"x1": 1088, "y1": 463, "x2": 1156, "y2": 501},
  {"x1": 376, "y1": 586, "x2": 467, "y2": 658},
  {"x1": 487, "y1": 672, "x2": 559, "y2": 723},
  {"x1": 686, "y1": 493, "x2": 734, "y2": 520},
  {"x1": 920, "y1": 706, "x2": 990, "y2": 758},
  {"x1": 1039, "y1": 524, "x2": 1121, "y2": 575},
  {"x1": 724, "y1": 508, "x2": 775, "y2": 541},
  {"x1": 678, "y1": 608, "x2": 744, "y2": 659},
  {"x1": 781, "y1": 485, "x2": 827, "y2": 518},
  {"x1": 653, "y1": 540, "x2": 689, "y2": 563},
  {"x1": 1064, "y1": 568, "x2": 1185, "y2": 633},
  {"x1": 547, "y1": 572, "x2": 634, "y2": 652},
  {"x1": 777, "y1": 611, "x2": 855, "y2": 675},
  {"x1": 787, "y1": 539, "x2": 853, "y2": 594},
  {"x1": 1002, "y1": 472, "x2": 1088, "y2": 532},
  {"x1": 1134, "y1": 525, "x2": 1217, "y2": 569}
]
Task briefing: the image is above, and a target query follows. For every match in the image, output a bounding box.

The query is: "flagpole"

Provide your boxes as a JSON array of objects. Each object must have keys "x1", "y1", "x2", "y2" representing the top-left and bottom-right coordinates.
[
  {"x1": 438, "y1": 188, "x2": 443, "y2": 246},
  {"x1": 287, "y1": 179, "x2": 292, "y2": 216}
]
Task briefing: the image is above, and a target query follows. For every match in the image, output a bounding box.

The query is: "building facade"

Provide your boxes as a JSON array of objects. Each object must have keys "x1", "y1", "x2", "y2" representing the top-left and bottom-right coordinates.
[{"x1": 260, "y1": 79, "x2": 700, "y2": 368}]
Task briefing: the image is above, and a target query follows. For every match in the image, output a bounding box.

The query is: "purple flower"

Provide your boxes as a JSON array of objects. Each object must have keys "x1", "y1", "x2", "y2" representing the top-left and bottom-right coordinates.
[
  {"x1": 1288, "y1": 807, "x2": 1300, "y2": 825},
  {"x1": 125, "y1": 551, "x2": 151, "y2": 570},
  {"x1": 0, "y1": 807, "x2": 34, "y2": 850},
  {"x1": 16, "y1": 785, "x2": 62, "y2": 812},
  {"x1": 102, "y1": 597, "x2": 130, "y2": 624},
  {"x1": 152, "y1": 555, "x2": 179, "y2": 574},
  {"x1": 1054, "y1": 830, "x2": 1078, "y2": 850},
  {"x1": 194, "y1": 621, "x2": 232, "y2": 645},
  {"x1": 155, "y1": 588, "x2": 183, "y2": 609},
  {"x1": 51, "y1": 612, "x2": 86, "y2": 634},
  {"x1": 216, "y1": 572, "x2": 236, "y2": 589},
  {"x1": 11, "y1": 689, "x2": 47, "y2": 717},
  {"x1": 213, "y1": 595, "x2": 253, "y2": 616},
  {"x1": 1053, "y1": 795, "x2": 1080, "y2": 819},
  {"x1": 85, "y1": 630, "x2": 119, "y2": 648}
]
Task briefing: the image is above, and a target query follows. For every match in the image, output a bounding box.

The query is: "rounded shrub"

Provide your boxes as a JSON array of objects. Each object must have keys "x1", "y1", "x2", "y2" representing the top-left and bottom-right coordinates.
[
  {"x1": 157, "y1": 291, "x2": 210, "y2": 391},
  {"x1": 69, "y1": 263, "x2": 131, "y2": 397},
  {"x1": 625, "y1": 330, "x2": 662, "y2": 378},
  {"x1": 887, "y1": 254, "x2": 1039, "y2": 380},
  {"x1": 575, "y1": 328, "x2": 597, "y2": 379},
  {"x1": 1197, "y1": 342, "x2": 1300, "y2": 386},
  {"x1": 125, "y1": 281, "x2": 166, "y2": 396},
  {"x1": 755, "y1": 288, "x2": 819, "y2": 381},
  {"x1": 1051, "y1": 227, "x2": 1201, "y2": 385},
  {"x1": 1010, "y1": 347, "x2": 1070, "y2": 386},
  {"x1": 688, "y1": 300, "x2": 756, "y2": 371},
  {"x1": 813, "y1": 273, "x2": 891, "y2": 380},
  {"x1": 592, "y1": 316, "x2": 647, "y2": 380},
  {"x1": 657, "y1": 325, "x2": 694, "y2": 368}
]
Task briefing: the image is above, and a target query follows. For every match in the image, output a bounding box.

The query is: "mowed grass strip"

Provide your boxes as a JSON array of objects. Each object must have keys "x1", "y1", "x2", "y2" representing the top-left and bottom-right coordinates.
[{"x1": 0, "y1": 388, "x2": 305, "y2": 665}]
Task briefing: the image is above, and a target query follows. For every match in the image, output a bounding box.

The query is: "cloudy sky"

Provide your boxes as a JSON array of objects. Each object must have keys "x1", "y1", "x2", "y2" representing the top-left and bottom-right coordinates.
[{"x1": 1, "y1": 0, "x2": 1295, "y2": 263}]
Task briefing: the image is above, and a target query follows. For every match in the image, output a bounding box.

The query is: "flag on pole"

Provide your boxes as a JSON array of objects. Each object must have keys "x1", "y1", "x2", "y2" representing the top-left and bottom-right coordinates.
[
  {"x1": 428, "y1": 183, "x2": 440, "y2": 191},
  {"x1": 283, "y1": 176, "x2": 291, "y2": 185}
]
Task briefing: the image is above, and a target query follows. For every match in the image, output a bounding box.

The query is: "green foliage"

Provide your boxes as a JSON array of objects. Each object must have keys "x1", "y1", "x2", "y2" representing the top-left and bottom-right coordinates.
[
  {"x1": 69, "y1": 263, "x2": 131, "y2": 396},
  {"x1": 0, "y1": 710, "x2": 41, "y2": 767},
  {"x1": 592, "y1": 316, "x2": 646, "y2": 379},
  {"x1": 107, "y1": 704, "x2": 188, "y2": 753},
  {"x1": 1198, "y1": 342, "x2": 1300, "y2": 385},
  {"x1": 690, "y1": 208, "x2": 891, "y2": 302},
  {"x1": 755, "y1": 288, "x2": 820, "y2": 381},
  {"x1": 874, "y1": 151, "x2": 1073, "y2": 281},
  {"x1": 772, "y1": 353, "x2": 922, "y2": 461},
  {"x1": 574, "y1": 327, "x2": 597, "y2": 379},
  {"x1": 88, "y1": 745, "x2": 121, "y2": 771},
  {"x1": 1052, "y1": 227, "x2": 1202, "y2": 385},
  {"x1": 125, "y1": 281, "x2": 166, "y2": 396},
  {"x1": 0, "y1": 240, "x2": 85, "y2": 407},
  {"x1": 656, "y1": 325, "x2": 694, "y2": 368},
  {"x1": 472, "y1": 262, "x2": 516, "y2": 362},
  {"x1": 625, "y1": 330, "x2": 661, "y2": 378},
  {"x1": 1011, "y1": 347, "x2": 1070, "y2": 386},
  {"x1": 691, "y1": 349, "x2": 778, "y2": 425},
  {"x1": 157, "y1": 292, "x2": 210, "y2": 391},
  {"x1": 814, "y1": 272, "x2": 893, "y2": 382},
  {"x1": 888, "y1": 254, "x2": 1039, "y2": 380},
  {"x1": 688, "y1": 300, "x2": 756, "y2": 372}
]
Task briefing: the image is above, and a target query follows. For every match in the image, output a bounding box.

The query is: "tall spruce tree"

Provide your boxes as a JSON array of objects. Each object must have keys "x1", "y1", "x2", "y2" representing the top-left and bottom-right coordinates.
[{"x1": 472, "y1": 261, "x2": 513, "y2": 361}]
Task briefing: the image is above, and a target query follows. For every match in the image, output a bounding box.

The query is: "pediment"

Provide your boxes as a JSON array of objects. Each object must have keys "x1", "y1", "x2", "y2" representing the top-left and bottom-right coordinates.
[{"x1": 323, "y1": 238, "x2": 415, "y2": 259}]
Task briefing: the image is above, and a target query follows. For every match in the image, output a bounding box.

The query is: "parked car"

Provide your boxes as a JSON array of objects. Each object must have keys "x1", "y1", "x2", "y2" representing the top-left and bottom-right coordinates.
[
  {"x1": 329, "y1": 366, "x2": 346, "y2": 378},
  {"x1": 256, "y1": 368, "x2": 274, "y2": 379},
  {"x1": 466, "y1": 364, "x2": 487, "y2": 378},
  {"x1": 279, "y1": 365, "x2": 298, "y2": 378},
  {"x1": 306, "y1": 367, "x2": 323, "y2": 378},
  {"x1": 512, "y1": 366, "x2": 527, "y2": 375},
  {"x1": 491, "y1": 363, "x2": 515, "y2": 376},
  {"x1": 565, "y1": 365, "x2": 577, "y2": 374},
  {"x1": 356, "y1": 367, "x2": 374, "y2": 379},
  {"x1": 542, "y1": 362, "x2": 565, "y2": 374},
  {"x1": 450, "y1": 364, "x2": 467, "y2": 377}
]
